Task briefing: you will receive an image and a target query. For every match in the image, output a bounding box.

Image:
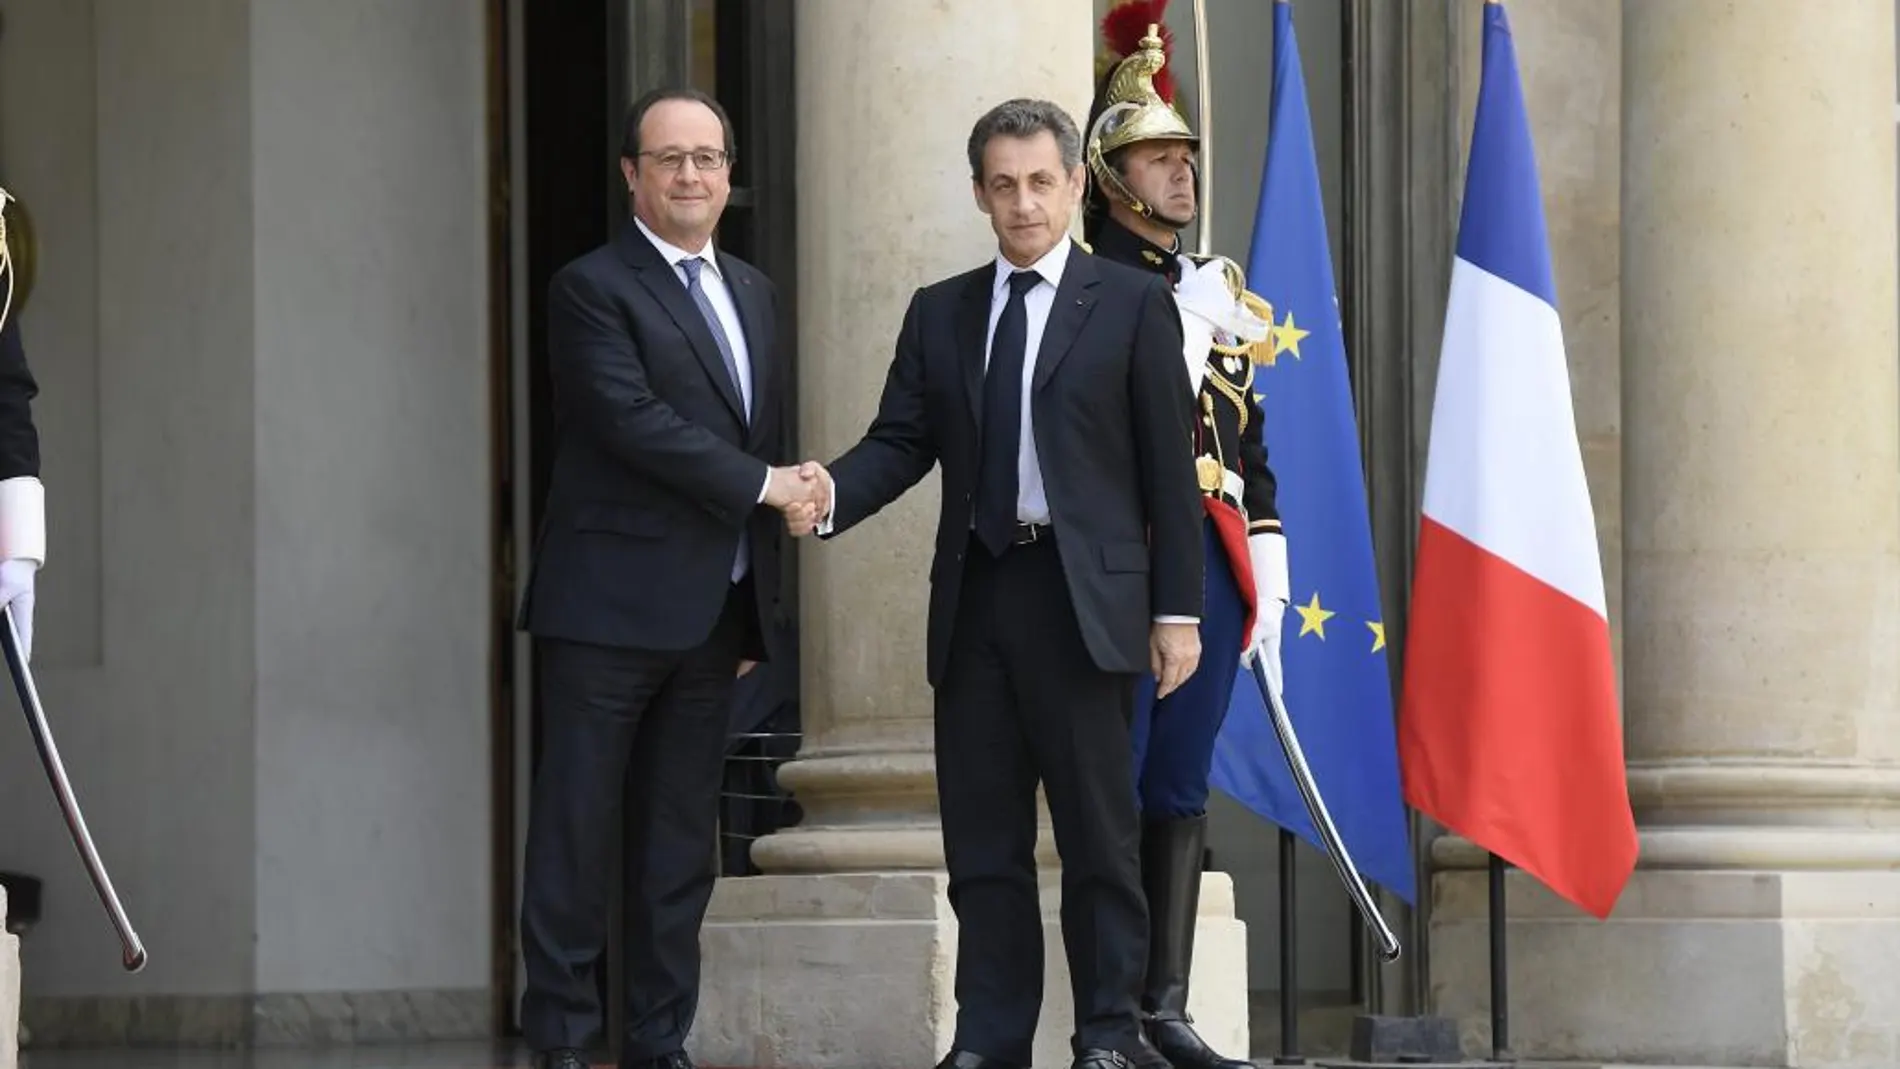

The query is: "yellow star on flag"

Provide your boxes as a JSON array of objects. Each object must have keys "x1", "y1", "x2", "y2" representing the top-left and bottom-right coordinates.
[
  {"x1": 1294, "y1": 592, "x2": 1334, "y2": 639},
  {"x1": 1271, "y1": 310, "x2": 1310, "y2": 361},
  {"x1": 1367, "y1": 620, "x2": 1386, "y2": 653}
]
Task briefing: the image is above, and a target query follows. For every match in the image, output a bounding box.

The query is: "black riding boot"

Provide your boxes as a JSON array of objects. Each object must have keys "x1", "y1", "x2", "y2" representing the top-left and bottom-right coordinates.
[{"x1": 1140, "y1": 814, "x2": 1251, "y2": 1069}]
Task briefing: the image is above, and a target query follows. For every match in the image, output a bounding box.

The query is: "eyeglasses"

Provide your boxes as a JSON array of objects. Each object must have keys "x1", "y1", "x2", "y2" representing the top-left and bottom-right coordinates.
[{"x1": 637, "y1": 149, "x2": 732, "y2": 172}]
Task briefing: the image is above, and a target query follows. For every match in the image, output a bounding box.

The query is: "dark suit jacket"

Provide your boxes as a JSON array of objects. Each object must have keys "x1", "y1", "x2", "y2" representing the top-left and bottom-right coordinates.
[
  {"x1": 519, "y1": 222, "x2": 783, "y2": 661},
  {"x1": 823, "y1": 242, "x2": 1203, "y2": 685}
]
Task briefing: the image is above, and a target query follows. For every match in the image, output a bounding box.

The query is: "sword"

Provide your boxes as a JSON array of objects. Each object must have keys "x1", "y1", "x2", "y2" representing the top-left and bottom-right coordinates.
[
  {"x1": 1249, "y1": 647, "x2": 1401, "y2": 962},
  {"x1": 2, "y1": 604, "x2": 147, "y2": 972}
]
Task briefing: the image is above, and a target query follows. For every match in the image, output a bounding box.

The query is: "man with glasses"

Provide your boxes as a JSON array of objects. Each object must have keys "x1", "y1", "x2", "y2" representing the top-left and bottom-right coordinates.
[{"x1": 515, "y1": 87, "x2": 825, "y2": 1069}]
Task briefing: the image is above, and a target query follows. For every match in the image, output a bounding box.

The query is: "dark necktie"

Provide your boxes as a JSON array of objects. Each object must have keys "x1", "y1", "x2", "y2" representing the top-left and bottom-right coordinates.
[
  {"x1": 975, "y1": 269, "x2": 1041, "y2": 556},
  {"x1": 679, "y1": 257, "x2": 747, "y2": 423}
]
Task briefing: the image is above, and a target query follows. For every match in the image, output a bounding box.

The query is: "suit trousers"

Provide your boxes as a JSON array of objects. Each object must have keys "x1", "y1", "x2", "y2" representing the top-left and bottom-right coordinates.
[
  {"x1": 936, "y1": 532, "x2": 1150, "y2": 1064},
  {"x1": 518, "y1": 579, "x2": 748, "y2": 1058},
  {"x1": 1131, "y1": 518, "x2": 1247, "y2": 819}
]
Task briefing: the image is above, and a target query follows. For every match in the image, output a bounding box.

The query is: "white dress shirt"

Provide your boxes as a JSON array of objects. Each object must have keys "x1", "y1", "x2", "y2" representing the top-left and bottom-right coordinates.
[
  {"x1": 634, "y1": 215, "x2": 756, "y2": 417},
  {"x1": 633, "y1": 216, "x2": 764, "y2": 581},
  {"x1": 983, "y1": 239, "x2": 1069, "y2": 525}
]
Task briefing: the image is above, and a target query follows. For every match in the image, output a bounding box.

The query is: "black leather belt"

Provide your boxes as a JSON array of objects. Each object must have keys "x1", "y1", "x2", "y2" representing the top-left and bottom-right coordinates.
[{"x1": 1010, "y1": 522, "x2": 1051, "y2": 545}]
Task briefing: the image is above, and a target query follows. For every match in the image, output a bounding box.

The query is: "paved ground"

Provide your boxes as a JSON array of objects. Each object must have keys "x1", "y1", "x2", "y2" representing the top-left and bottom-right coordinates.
[
  {"x1": 12, "y1": 1046, "x2": 1760, "y2": 1069},
  {"x1": 19, "y1": 1042, "x2": 544, "y2": 1069}
]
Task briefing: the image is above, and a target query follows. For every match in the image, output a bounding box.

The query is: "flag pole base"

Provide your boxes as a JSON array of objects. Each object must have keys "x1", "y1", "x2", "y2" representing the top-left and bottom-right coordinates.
[
  {"x1": 1342, "y1": 1013, "x2": 1464, "y2": 1064},
  {"x1": 1314, "y1": 1062, "x2": 1514, "y2": 1068},
  {"x1": 1275, "y1": 827, "x2": 1302, "y2": 1065},
  {"x1": 1488, "y1": 853, "x2": 1510, "y2": 1062}
]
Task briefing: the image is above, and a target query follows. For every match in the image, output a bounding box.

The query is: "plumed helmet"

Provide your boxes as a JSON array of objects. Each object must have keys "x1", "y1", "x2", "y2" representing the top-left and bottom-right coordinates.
[{"x1": 1085, "y1": 0, "x2": 1197, "y2": 228}]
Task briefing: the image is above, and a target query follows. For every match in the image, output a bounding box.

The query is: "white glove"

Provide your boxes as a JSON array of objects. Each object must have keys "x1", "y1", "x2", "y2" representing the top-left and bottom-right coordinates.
[
  {"x1": 1240, "y1": 533, "x2": 1289, "y2": 682},
  {"x1": 0, "y1": 557, "x2": 37, "y2": 660}
]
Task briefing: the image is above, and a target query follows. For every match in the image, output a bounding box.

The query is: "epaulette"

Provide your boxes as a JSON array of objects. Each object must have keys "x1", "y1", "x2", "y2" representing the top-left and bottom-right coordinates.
[{"x1": 1196, "y1": 252, "x2": 1275, "y2": 366}]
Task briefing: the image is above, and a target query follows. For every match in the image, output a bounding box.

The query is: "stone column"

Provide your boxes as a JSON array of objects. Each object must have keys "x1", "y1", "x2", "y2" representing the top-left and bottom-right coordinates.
[
  {"x1": 1432, "y1": 4, "x2": 1900, "y2": 1067},
  {"x1": 690, "y1": 5, "x2": 1247, "y2": 1068},
  {"x1": 1617, "y1": 3, "x2": 1900, "y2": 1065}
]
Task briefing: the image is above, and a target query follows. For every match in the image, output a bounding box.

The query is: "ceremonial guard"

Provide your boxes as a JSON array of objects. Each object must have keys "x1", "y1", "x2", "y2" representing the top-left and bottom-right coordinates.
[
  {"x1": 0, "y1": 185, "x2": 45, "y2": 659},
  {"x1": 1084, "y1": 9, "x2": 1287, "y2": 1069}
]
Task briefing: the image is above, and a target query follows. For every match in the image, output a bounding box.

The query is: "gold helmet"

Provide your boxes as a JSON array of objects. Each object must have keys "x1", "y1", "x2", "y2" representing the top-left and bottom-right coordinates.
[
  {"x1": 0, "y1": 185, "x2": 34, "y2": 328},
  {"x1": 1086, "y1": 1, "x2": 1197, "y2": 224}
]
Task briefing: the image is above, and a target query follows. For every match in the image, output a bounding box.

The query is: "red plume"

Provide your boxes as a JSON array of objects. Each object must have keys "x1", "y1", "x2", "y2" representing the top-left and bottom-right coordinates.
[{"x1": 1100, "y1": 0, "x2": 1176, "y2": 103}]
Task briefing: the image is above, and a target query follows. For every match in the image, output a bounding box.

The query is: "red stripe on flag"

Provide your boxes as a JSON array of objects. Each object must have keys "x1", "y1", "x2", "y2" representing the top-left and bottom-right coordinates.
[{"x1": 1398, "y1": 516, "x2": 1636, "y2": 919}]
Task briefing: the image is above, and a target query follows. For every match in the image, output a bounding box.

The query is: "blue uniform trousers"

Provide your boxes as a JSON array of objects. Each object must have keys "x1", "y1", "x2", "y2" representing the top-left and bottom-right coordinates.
[{"x1": 1131, "y1": 517, "x2": 1247, "y2": 819}]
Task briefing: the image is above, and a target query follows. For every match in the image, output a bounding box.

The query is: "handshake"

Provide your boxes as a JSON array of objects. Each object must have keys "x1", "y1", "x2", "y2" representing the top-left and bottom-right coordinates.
[{"x1": 764, "y1": 461, "x2": 832, "y2": 538}]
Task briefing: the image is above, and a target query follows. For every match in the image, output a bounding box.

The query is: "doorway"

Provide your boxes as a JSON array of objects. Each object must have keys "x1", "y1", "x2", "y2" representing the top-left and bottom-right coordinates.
[{"x1": 492, "y1": 0, "x2": 800, "y2": 1050}]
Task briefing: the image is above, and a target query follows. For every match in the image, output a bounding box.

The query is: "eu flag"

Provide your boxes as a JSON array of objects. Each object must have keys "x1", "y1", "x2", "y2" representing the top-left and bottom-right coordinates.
[{"x1": 1208, "y1": 0, "x2": 1416, "y2": 903}]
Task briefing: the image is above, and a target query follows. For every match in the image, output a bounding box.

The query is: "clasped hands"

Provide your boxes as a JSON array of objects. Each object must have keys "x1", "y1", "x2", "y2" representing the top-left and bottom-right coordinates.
[
  {"x1": 735, "y1": 464, "x2": 829, "y2": 681},
  {"x1": 764, "y1": 461, "x2": 830, "y2": 537}
]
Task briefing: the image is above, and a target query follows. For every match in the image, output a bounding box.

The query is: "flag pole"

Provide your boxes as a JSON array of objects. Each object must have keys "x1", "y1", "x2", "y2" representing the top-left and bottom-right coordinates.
[
  {"x1": 1276, "y1": 828, "x2": 1301, "y2": 1064},
  {"x1": 1190, "y1": 0, "x2": 1213, "y2": 256},
  {"x1": 1480, "y1": 21, "x2": 1508, "y2": 1057},
  {"x1": 1262, "y1": 12, "x2": 1292, "y2": 1052},
  {"x1": 1473, "y1": 0, "x2": 1514, "y2": 1060},
  {"x1": 1489, "y1": 852, "x2": 1510, "y2": 1060}
]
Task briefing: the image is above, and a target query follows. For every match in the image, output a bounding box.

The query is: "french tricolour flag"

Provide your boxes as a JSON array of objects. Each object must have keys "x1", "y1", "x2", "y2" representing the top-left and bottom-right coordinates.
[{"x1": 1396, "y1": 0, "x2": 1637, "y2": 921}]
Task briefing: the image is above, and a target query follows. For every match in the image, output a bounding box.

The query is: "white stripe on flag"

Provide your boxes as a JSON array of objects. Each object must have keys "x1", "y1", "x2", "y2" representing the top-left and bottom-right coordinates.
[{"x1": 1420, "y1": 256, "x2": 1607, "y2": 618}]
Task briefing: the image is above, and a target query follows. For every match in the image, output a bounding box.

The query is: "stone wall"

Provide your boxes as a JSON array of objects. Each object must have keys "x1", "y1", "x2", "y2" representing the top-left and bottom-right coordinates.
[{"x1": 0, "y1": 0, "x2": 494, "y2": 1043}]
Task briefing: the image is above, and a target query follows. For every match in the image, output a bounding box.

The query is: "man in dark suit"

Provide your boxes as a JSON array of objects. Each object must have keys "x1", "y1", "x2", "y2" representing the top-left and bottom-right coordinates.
[
  {"x1": 790, "y1": 98, "x2": 1205, "y2": 1069},
  {"x1": 515, "y1": 88, "x2": 826, "y2": 1069},
  {"x1": 0, "y1": 186, "x2": 45, "y2": 660}
]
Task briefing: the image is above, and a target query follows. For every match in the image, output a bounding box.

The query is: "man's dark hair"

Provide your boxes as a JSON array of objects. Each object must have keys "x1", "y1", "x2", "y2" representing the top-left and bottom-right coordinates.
[
  {"x1": 620, "y1": 87, "x2": 737, "y2": 165},
  {"x1": 966, "y1": 98, "x2": 1083, "y2": 182}
]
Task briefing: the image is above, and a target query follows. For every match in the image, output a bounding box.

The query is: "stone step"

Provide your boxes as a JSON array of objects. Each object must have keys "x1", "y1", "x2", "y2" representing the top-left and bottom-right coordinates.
[
  {"x1": 1302, "y1": 1063, "x2": 1758, "y2": 1069},
  {"x1": 2, "y1": 887, "x2": 17, "y2": 1069}
]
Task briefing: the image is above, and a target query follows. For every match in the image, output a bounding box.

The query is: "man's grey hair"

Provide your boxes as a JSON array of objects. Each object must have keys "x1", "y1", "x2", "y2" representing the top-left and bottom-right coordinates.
[{"x1": 966, "y1": 98, "x2": 1083, "y2": 181}]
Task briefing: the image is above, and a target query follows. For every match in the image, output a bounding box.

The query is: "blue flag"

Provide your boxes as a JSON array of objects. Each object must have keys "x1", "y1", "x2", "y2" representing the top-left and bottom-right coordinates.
[{"x1": 1208, "y1": 0, "x2": 1416, "y2": 903}]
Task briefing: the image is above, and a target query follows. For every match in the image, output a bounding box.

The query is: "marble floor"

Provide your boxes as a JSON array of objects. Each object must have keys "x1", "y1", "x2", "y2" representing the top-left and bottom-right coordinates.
[{"x1": 18, "y1": 1042, "x2": 555, "y2": 1069}]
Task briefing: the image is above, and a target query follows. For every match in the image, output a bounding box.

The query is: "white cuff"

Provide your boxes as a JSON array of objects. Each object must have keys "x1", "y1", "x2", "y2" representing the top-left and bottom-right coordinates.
[
  {"x1": 1153, "y1": 615, "x2": 1200, "y2": 625},
  {"x1": 1250, "y1": 531, "x2": 1288, "y2": 608},
  {"x1": 814, "y1": 469, "x2": 838, "y2": 537},
  {"x1": 0, "y1": 476, "x2": 46, "y2": 565}
]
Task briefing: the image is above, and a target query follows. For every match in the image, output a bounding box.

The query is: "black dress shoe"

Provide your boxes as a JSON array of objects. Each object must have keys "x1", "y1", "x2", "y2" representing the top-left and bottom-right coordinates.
[
  {"x1": 623, "y1": 1053, "x2": 695, "y2": 1069},
  {"x1": 935, "y1": 1050, "x2": 1024, "y2": 1069},
  {"x1": 533, "y1": 1050, "x2": 589, "y2": 1069},
  {"x1": 1146, "y1": 1015, "x2": 1251, "y2": 1069},
  {"x1": 1071, "y1": 1049, "x2": 1134, "y2": 1069}
]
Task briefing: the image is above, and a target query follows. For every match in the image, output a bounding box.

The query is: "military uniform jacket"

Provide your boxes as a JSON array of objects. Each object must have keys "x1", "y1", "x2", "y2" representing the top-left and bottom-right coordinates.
[
  {"x1": 0, "y1": 226, "x2": 47, "y2": 564},
  {"x1": 1091, "y1": 219, "x2": 1280, "y2": 541},
  {"x1": 0, "y1": 271, "x2": 40, "y2": 484}
]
